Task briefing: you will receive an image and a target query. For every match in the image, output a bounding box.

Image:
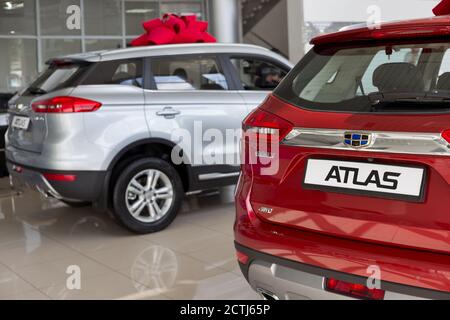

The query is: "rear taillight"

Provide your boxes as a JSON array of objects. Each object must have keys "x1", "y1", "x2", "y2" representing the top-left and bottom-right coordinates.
[
  {"x1": 242, "y1": 108, "x2": 292, "y2": 172},
  {"x1": 236, "y1": 251, "x2": 249, "y2": 265},
  {"x1": 43, "y1": 173, "x2": 77, "y2": 182},
  {"x1": 243, "y1": 108, "x2": 293, "y2": 142},
  {"x1": 442, "y1": 130, "x2": 450, "y2": 143},
  {"x1": 325, "y1": 278, "x2": 385, "y2": 300},
  {"x1": 32, "y1": 96, "x2": 101, "y2": 113}
]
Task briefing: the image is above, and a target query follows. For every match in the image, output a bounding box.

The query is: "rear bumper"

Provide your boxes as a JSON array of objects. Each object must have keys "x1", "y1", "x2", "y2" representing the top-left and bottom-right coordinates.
[
  {"x1": 234, "y1": 175, "x2": 450, "y2": 300},
  {"x1": 236, "y1": 243, "x2": 449, "y2": 300},
  {"x1": 7, "y1": 161, "x2": 106, "y2": 202}
]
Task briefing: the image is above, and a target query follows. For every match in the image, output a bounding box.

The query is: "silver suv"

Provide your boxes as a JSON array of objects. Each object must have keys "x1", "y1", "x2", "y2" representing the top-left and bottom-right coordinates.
[{"x1": 6, "y1": 43, "x2": 292, "y2": 233}]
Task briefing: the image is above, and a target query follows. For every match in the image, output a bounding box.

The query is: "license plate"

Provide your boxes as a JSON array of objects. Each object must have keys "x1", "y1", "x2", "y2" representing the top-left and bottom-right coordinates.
[
  {"x1": 11, "y1": 116, "x2": 30, "y2": 130},
  {"x1": 303, "y1": 159, "x2": 426, "y2": 202}
]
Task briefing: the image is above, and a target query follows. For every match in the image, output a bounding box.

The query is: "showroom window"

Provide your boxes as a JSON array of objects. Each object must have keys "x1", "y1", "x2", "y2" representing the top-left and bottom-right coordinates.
[
  {"x1": 0, "y1": 38, "x2": 37, "y2": 93},
  {"x1": 0, "y1": 0, "x2": 36, "y2": 36},
  {"x1": 0, "y1": 0, "x2": 207, "y2": 94}
]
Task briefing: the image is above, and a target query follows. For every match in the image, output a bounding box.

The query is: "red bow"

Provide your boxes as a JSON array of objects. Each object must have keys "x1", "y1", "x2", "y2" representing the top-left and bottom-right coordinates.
[
  {"x1": 433, "y1": 0, "x2": 450, "y2": 16},
  {"x1": 131, "y1": 14, "x2": 216, "y2": 47}
]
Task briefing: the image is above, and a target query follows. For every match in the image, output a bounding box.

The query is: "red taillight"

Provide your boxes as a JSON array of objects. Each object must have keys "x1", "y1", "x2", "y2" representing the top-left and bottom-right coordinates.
[
  {"x1": 236, "y1": 251, "x2": 249, "y2": 265},
  {"x1": 32, "y1": 96, "x2": 101, "y2": 113},
  {"x1": 243, "y1": 108, "x2": 293, "y2": 142},
  {"x1": 43, "y1": 173, "x2": 77, "y2": 182},
  {"x1": 325, "y1": 278, "x2": 385, "y2": 300},
  {"x1": 442, "y1": 130, "x2": 450, "y2": 143}
]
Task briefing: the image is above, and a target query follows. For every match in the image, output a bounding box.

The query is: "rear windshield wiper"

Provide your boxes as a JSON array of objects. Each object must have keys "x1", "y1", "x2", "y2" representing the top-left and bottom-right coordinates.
[
  {"x1": 27, "y1": 87, "x2": 47, "y2": 95},
  {"x1": 369, "y1": 92, "x2": 450, "y2": 104},
  {"x1": 368, "y1": 92, "x2": 450, "y2": 111}
]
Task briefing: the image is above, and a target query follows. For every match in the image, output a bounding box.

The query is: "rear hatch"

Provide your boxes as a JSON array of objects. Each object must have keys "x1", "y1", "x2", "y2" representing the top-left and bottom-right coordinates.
[
  {"x1": 7, "y1": 60, "x2": 91, "y2": 153},
  {"x1": 246, "y1": 40, "x2": 450, "y2": 254}
]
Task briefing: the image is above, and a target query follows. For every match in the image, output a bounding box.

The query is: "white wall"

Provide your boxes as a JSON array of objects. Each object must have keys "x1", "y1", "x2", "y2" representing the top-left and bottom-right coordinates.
[{"x1": 304, "y1": 0, "x2": 440, "y2": 22}]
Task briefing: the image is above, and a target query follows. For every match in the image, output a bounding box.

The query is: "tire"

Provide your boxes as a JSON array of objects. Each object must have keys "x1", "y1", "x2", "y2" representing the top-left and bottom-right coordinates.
[
  {"x1": 60, "y1": 199, "x2": 91, "y2": 208},
  {"x1": 112, "y1": 158, "x2": 183, "y2": 234}
]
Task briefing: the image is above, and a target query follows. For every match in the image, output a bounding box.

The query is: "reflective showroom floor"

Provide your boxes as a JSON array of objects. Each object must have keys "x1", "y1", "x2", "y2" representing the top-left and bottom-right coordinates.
[{"x1": 0, "y1": 178, "x2": 259, "y2": 300}]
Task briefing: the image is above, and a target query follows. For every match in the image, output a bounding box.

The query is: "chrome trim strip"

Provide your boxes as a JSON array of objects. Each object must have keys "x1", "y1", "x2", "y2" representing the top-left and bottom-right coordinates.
[
  {"x1": 198, "y1": 172, "x2": 240, "y2": 181},
  {"x1": 282, "y1": 128, "x2": 450, "y2": 156}
]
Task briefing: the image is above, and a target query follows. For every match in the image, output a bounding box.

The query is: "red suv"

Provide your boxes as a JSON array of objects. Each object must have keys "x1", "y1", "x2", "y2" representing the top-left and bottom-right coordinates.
[{"x1": 235, "y1": 16, "x2": 450, "y2": 300}]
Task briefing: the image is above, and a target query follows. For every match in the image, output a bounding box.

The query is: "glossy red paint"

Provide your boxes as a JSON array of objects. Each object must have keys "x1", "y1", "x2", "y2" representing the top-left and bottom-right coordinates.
[
  {"x1": 311, "y1": 16, "x2": 450, "y2": 45},
  {"x1": 235, "y1": 13, "x2": 450, "y2": 296},
  {"x1": 234, "y1": 173, "x2": 450, "y2": 293},
  {"x1": 434, "y1": 0, "x2": 450, "y2": 16},
  {"x1": 236, "y1": 94, "x2": 450, "y2": 293}
]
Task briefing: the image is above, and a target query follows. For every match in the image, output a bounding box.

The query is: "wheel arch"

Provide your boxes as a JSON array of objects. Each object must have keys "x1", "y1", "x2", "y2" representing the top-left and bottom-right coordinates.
[{"x1": 96, "y1": 138, "x2": 193, "y2": 212}]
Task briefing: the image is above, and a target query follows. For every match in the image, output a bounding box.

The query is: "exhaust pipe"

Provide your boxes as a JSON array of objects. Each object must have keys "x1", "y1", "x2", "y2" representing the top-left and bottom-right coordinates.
[{"x1": 257, "y1": 288, "x2": 280, "y2": 300}]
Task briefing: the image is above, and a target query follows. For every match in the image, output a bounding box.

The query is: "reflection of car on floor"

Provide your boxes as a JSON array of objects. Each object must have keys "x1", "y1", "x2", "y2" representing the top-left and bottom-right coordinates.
[
  {"x1": 236, "y1": 16, "x2": 450, "y2": 300},
  {"x1": 5, "y1": 43, "x2": 292, "y2": 234}
]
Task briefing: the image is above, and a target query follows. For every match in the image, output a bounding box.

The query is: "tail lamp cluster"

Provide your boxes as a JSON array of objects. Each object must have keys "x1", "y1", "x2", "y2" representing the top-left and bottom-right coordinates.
[
  {"x1": 32, "y1": 96, "x2": 101, "y2": 113},
  {"x1": 325, "y1": 278, "x2": 385, "y2": 300},
  {"x1": 243, "y1": 108, "x2": 293, "y2": 143},
  {"x1": 242, "y1": 108, "x2": 294, "y2": 163},
  {"x1": 442, "y1": 130, "x2": 450, "y2": 143}
]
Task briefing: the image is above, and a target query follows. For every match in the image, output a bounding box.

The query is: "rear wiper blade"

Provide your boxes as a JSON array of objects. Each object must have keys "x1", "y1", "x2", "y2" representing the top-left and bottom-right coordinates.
[
  {"x1": 27, "y1": 87, "x2": 47, "y2": 95},
  {"x1": 368, "y1": 92, "x2": 450, "y2": 112},
  {"x1": 369, "y1": 92, "x2": 450, "y2": 105}
]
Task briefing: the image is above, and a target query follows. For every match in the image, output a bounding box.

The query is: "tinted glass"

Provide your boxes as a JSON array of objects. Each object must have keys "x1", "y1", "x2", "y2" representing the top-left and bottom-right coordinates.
[
  {"x1": 24, "y1": 62, "x2": 91, "y2": 96},
  {"x1": 160, "y1": 1, "x2": 204, "y2": 19},
  {"x1": 83, "y1": 59, "x2": 143, "y2": 87},
  {"x1": 0, "y1": 38, "x2": 37, "y2": 93},
  {"x1": 0, "y1": 0, "x2": 36, "y2": 35},
  {"x1": 42, "y1": 39, "x2": 82, "y2": 67},
  {"x1": 40, "y1": 0, "x2": 81, "y2": 36},
  {"x1": 84, "y1": 0, "x2": 122, "y2": 36},
  {"x1": 275, "y1": 42, "x2": 450, "y2": 113},
  {"x1": 231, "y1": 57, "x2": 288, "y2": 91},
  {"x1": 151, "y1": 56, "x2": 228, "y2": 91},
  {"x1": 85, "y1": 39, "x2": 122, "y2": 52},
  {"x1": 125, "y1": 0, "x2": 159, "y2": 36}
]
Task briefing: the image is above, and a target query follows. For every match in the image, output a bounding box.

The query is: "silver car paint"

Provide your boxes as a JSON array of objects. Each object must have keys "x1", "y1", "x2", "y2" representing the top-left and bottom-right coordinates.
[
  {"x1": 248, "y1": 261, "x2": 427, "y2": 300},
  {"x1": 144, "y1": 90, "x2": 248, "y2": 167},
  {"x1": 6, "y1": 44, "x2": 292, "y2": 174}
]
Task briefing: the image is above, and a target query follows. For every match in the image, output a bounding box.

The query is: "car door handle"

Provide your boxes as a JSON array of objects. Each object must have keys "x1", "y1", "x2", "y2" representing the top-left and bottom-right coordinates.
[{"x1": 156, "y1": 107, "x2": 180, "y2": 118}]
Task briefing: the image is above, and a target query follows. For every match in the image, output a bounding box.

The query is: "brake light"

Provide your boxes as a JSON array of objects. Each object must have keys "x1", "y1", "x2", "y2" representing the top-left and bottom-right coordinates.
[
  {"x1": 243, "y1": 108, "x2": 293, "y2": 142},
  {"x1": 32, "y1": 96, "x2": 101, "y2": 113},
  {"x1": 325, "y1": 278, "x2": 385, "y2": 300},
  {"x1": 43, "y1": 173, "x2": 77, "y2": 182},
  {"x1": 371, "y1": 27, "x2": 450, "y2": 40},
  {"x1": 442, "y1": 130, "x2": 450, "y2": 143}
]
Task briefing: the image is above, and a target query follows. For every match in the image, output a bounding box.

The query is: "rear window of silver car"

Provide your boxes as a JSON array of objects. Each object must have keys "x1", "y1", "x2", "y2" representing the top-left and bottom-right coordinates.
[{"x1": 24, "y1": 62, "x2": 91, "y2": 96}]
